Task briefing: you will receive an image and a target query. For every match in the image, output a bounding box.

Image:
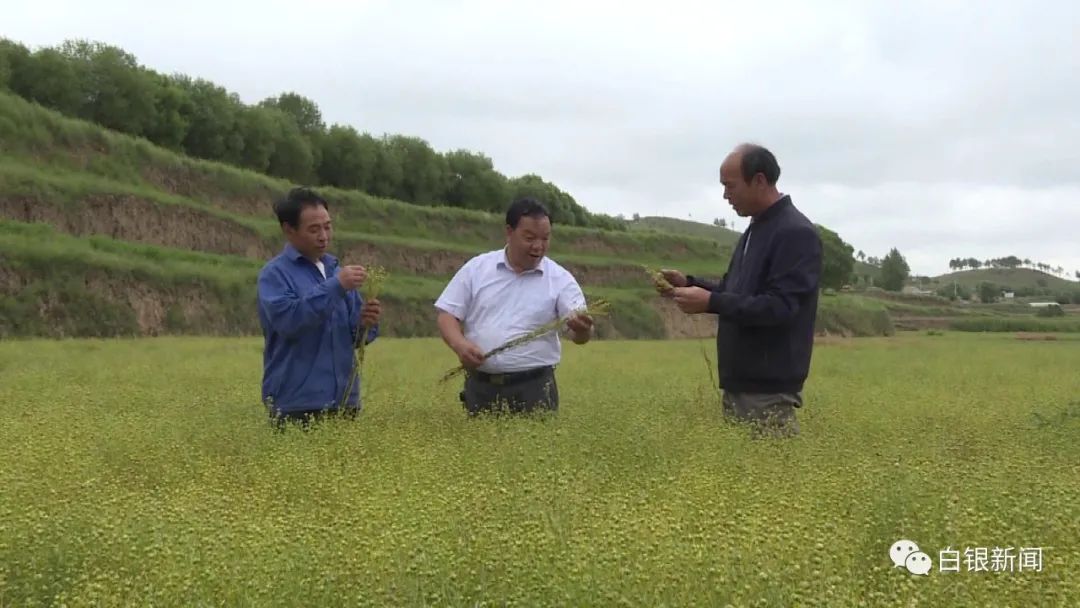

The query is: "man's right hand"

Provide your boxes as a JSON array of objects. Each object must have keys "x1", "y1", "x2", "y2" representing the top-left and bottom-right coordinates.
[
  {"x1": 338, "y1": 265, "x2": 368, "y2": 291},
  {"x1": 453, "y1": 339, "x2": 486, "y2": 369},
  {"x1": 660, "y1": 269, "x2": 688, "y2": 288}
]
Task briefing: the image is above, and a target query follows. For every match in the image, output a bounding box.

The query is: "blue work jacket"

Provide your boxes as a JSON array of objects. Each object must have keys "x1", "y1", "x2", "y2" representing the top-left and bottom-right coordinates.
[{"x1": 257, "y1": 244, "x2": 378, "y2": 414}]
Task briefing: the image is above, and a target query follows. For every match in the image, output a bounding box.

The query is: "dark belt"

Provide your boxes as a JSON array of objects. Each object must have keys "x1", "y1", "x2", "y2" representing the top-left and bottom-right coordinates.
[{"x1": 470, "y1": 366, "x2": 553, "y2": 386}]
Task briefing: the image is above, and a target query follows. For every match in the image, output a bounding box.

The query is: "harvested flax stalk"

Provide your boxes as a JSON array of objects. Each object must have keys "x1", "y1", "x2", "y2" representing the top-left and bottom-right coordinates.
[{"x1": 439, "y1": 298, "x2": 612, "y2": 384}]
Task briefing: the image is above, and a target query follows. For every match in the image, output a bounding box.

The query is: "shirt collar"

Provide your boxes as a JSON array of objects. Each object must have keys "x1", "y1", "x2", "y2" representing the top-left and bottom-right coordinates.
[
  {"x1": 496, "y1": 247, "x2": 545, "y2": 274},
  {"x1": 750, "y1": 194, "x2": 791, "y2": 224}
]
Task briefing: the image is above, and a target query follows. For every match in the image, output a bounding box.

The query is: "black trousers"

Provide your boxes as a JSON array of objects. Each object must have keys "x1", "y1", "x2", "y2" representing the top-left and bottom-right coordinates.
[{"x1": 459, "y1": 367, "x2": 559, "y2": 416}]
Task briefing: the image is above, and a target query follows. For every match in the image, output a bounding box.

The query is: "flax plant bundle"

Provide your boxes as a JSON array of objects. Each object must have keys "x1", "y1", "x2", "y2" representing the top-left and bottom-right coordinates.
[
  {"x1": 338, "y1": 266, "x2": 389, "y2": 410},
  {"x1": 438, "y1": 298, "x2": 613, "y2": 384},
  {"x1": 643, "y1": 266, "x2": 674, "y2": 296}
]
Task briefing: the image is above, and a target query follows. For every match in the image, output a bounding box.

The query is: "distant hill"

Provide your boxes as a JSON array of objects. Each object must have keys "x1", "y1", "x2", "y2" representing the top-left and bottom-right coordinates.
[
  {"x1": 628, "y1": 216, "x2": 741, "y2": 247},
  {"x1": 930, "y1": 268, "x2": 1078, "y2": 292}
]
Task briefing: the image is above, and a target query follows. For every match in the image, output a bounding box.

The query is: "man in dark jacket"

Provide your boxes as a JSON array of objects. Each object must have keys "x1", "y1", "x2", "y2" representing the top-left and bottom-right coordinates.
[{"x1": 664, "y1": 143, "x2": 822, "y2": 437}]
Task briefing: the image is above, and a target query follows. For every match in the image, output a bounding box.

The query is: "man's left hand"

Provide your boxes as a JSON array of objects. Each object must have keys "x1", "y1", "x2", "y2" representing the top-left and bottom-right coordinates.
[
  {"x1": 360, "y1": 298, "x2": 381, "y2": 327},
  {"x1": 672, "y1": 286, "x2": 712, "y2": 314},
  {"x1": 566, "y1": 311, "x2": 593, "y2": 334}
]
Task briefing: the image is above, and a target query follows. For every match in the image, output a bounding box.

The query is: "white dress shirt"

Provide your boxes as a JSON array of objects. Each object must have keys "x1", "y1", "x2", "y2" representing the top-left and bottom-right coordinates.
[{"x1": 435, "y1": 248, "x2": 587, "y2": 373}]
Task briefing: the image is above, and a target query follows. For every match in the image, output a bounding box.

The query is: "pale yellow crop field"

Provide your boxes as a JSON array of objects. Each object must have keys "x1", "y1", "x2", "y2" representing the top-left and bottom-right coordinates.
[{"x1": 1, "y1": 333, "x2": 1077, "y2": 606}]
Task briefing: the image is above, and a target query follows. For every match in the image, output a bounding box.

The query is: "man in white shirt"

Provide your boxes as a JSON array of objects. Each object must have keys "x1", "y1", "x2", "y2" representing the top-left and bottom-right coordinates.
[{"x1": 435, "y1": 197, "x2": 594, "y2": 415}]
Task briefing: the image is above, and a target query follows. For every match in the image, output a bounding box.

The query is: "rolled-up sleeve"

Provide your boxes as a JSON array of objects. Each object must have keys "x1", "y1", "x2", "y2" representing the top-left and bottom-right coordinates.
[{"x1": 555, "y1": 271, "x2": 587, "y2": 318}]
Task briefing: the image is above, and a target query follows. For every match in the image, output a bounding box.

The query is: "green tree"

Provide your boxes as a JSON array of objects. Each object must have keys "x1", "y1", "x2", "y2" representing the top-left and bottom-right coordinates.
[
  {"x1": 57, "y1": 39, "x2": 159, "y2": 137},
  {"x1": 260, "y1": 92, "x2": 325, "y2": 177},
  {"x1": 444, "y1": 149, "x2": 510, "y2": 213},
  {"x1": 508, "y1": 174, "x2": 590, "y2": 226},
  {"x1": 265, "y1": 108, "x2": 315, "y2": 183},
  {"x1": 17, "y1": 48, "x2": 82, "y2": 115},
  {"x1": 318, "y1": 125, "x2": 380, "y2": 191},
  {"x1": 977, "y1": 281, "x2": 998, "y2": 303},
  {"x1": 815, "y1": 225, "x2": 855, "y2": 290},
  {"x1": 0, "y1": 38, "x2": 30, "y2": 91},
  {"x1": 174, "y1": 76, "x2": 244, "y2": 163},
  {"x1": 260, "y1": 92, "x2": 325, "y2": 137},
  {"x1": 234, "y1": 105, "x2": 279, "y2": 173},
  {"x1": 144, "y1": 74, "x2": 193, "y2": 151},
  {"x1": 383, "y1": 135, "x2": 449, "y2": 205},
  {"x1": 879, "y1": 248, "x2": 910, "y2": 291},
  {"x1": 369, "y1": 136, "x2": 405, "y2": 199}
]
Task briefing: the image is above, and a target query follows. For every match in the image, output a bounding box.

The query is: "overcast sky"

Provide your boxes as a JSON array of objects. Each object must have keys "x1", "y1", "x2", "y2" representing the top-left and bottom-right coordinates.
[{"x1": 5, "y1": 0, "x2": 1079, "y2": 277}]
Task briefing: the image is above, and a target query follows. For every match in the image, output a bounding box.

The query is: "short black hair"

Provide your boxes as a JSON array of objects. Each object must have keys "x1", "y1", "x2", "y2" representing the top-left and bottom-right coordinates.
[
  {"x1": 738, "y1": 144, "x2": 781, "y2": 186},
  {"x1": 505, "y1": 196, "x2": 550, "y2": 229},
  {"x1": 274, "y1": 186, "x2": 327, "y2": 228}
]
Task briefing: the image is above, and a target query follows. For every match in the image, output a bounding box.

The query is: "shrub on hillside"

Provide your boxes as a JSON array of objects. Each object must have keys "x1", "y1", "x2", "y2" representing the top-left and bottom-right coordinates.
[{"x1": 1036, "y1": 304, "x2": 1065, "y2": 318}]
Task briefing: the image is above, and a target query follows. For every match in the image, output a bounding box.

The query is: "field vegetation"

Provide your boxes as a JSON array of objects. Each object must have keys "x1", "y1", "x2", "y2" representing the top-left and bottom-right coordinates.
[{"x1": 1, "y1": 333, "x2": 1077, "y2": 605}]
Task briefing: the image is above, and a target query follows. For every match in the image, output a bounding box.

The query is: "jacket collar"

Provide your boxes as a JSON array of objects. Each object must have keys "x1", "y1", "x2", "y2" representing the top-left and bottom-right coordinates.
[
  {"x1": 750, "y1": 194, "x2": 791, "y2": 224},
  {"x1": 283, "y1": 243, "x2": 335, "y2": 266}
]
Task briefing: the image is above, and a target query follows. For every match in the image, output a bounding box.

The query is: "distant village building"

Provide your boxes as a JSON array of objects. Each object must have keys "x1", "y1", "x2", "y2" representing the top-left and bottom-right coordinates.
[{"x1": 1003, "y1": 291, "x2": 1015, "y2": 299}]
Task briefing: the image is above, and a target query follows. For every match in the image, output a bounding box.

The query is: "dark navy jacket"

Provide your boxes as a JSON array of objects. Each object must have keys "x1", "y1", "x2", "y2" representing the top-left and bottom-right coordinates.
[
  {"x1": 257, "y1": 244, "x2": 379, "y2": 414},
  {"x1": 687, "y1": 195, "x2": 822, "y2": 395}
]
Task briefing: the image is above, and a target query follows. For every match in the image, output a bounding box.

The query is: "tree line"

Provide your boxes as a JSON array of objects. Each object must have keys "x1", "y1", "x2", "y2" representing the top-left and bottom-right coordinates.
[
  {"x1": 948, "y1": 256, "x2": 1075, "y2": 279},
  {"x1": 0, "y1": 37, "x2": 627, "y2": 231}
]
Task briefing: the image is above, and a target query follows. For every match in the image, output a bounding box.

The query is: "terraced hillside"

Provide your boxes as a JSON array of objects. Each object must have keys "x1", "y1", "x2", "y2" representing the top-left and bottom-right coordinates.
[
  {"x1": 0, "y1": 92, "x2": 902, "y2": 340},
  {"x1": 0, "y1": 92, "x2": 742, "y2": 339}
]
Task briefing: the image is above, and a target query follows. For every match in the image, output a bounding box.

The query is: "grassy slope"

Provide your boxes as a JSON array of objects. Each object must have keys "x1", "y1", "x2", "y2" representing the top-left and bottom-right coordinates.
[
  {"x1": 628, "y1": 215, "x2": 741, "y2": 246},
  {"x1": 0, "y1": 220, "x2": 669, "y2": 339},
  {"x1": 0, "y1": 160, "x2": 726, "y2": 283},
  {"x1": 0, "y1": 219, "x2": 905, "y2": 339},
  {"x1": 0, "y1": 92, "x2": 731, "y2": 271},
  {"x1": 930, "y1": 268, "x2": 1077, "y2": 292}
]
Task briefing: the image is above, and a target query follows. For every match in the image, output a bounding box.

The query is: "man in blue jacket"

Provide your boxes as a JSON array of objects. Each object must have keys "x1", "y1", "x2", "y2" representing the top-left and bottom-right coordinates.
[
  {"x1": 257, "y1": 187, "x2": 381, "y2": 428},
  {"x1": 666, "y1": 144, "x2": 822, "y2": 437}
]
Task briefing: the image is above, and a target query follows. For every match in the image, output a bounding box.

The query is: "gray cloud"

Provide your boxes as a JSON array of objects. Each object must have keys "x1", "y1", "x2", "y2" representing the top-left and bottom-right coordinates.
[{"x1": 5, "y1": 0, "x2": 1079, "y2": 276}]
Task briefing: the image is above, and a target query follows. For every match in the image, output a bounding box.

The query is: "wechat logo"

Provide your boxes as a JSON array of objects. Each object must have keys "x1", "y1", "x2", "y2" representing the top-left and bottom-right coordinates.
[{"x1": 890, "y1": 539, "x2": 932, "y2": 575}]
